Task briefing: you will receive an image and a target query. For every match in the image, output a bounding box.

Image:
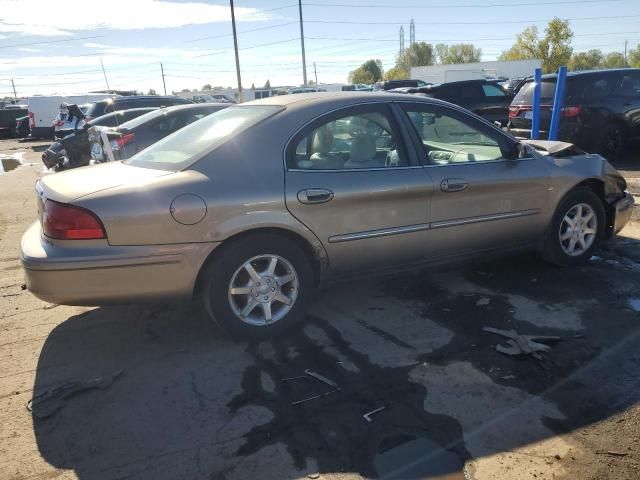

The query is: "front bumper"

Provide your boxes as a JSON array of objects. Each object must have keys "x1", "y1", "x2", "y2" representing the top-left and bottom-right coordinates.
[
  {"x1": 612, "y1": 192, "x2": 634, "y2": 234},
  {"x1": 20, "y1": 222, "x2": 219, "y2": 305}
]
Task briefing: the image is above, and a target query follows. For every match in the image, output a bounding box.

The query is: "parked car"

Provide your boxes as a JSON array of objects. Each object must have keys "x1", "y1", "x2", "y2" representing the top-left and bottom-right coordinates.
[
  {"x1": 373, "y1": 80, "x2": 429, "y2": 91},
  {"x1": 192, "y1": 94, "x2": 236, "y2": 104},
  {"x1": 84, "y1": 95, "x2": 192, "y2": 122},
  {"x1": 501, "y1": 77, "x2": 530, "y2": 96},
  {"x1": 288, "y1": 87, "x2": 327, "y2": 94},
  {"x1": 392, "y1": 79, "x2": 513, "y2": 126},
  {"x1": 21, "y1": 93, "x2": 633, "y2": 338},
  {"x1": 89, "y1": 103, "x2": 229, "y2": 162},
  {"x1": 0, "y1": 107, "x2": 28, "y2": 138},
  {"x1": 507, "y1": 68, "x2": 640, "y2": 160},
  {"x1": 42, "y1": 108, "x2": 158, "y2": 171}
]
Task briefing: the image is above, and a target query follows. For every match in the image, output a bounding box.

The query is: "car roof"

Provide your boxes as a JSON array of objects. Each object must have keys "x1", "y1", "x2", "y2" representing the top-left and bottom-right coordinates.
[
  {"x1": 243, "y1": 91, "x2": 441, "y2": 108},
  {"x1": 539, "y1": 68, "x2": 640, "y2": 80}
]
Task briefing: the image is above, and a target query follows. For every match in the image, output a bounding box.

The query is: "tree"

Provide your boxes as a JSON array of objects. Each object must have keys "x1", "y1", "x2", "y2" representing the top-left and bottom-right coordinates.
[
  {"x1": 569, "y1": 49, "x2": 604, "y2": 70},
  {"x1": 264, "y1": 79, "x2": 271, "y2": 89},
  {"x1": 499, "y1": 18, "x2": 573, "y2": 73},
  {"x1": 394, "y1": 42, "x2": 435, "y2": 78},
  {"x1": 437, "y1": 43, "x2": 482, "y2": 64},
  {"x1": 348, "y1": 59, "x2": 384, "y2": 84},
  {"x1": 251, "y1": 83, "x2": 255, "y2": 90},
  {"x1": 384, "y1": 66, "x2": 408, "y2": 81},
  {"x1": 629, "y1": 44, "x2": 640, "y2": 68},
  {"x1": 201, "y1": 84, "x2": 212, "y2": 91},
  {"x1": 147, "y1": 88, "x2": 157, "y2": 95},
  {"x1": 180, "y1": 88, "x2": 191, "y2": 93},
  {"x1": 601, "y1": 51, "x2": 626, "y2": 68}
]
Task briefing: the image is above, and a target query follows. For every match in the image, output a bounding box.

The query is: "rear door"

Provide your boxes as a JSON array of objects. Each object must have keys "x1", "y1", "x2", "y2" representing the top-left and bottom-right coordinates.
[
  {"x1": 284, "y1": 103, "x2": 433, "y2": 274},
  {"x1": 399, "y1": 102, "x2": 550, "y2": 259}
]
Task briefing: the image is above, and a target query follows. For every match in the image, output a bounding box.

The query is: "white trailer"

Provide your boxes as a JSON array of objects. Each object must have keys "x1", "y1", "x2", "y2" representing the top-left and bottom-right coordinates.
[
  {"x1": 411, "y1": 59, "x2": 541, "y2": 85},
  {"x1": 28, "y1": 93, "x2": 116, "y2": 138}
]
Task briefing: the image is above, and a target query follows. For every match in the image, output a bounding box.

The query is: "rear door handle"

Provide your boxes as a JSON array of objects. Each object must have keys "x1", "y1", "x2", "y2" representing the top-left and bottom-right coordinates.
[
  {"x1": 441, "y1": 178, "x2": 469, "y2": 192},
  {"x1": 297, "y1": 188, "x2": 334, "y2": 204}
]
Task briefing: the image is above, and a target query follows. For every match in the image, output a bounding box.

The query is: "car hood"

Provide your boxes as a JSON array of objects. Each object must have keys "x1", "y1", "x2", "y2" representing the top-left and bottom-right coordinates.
[{"x1": 39, "y1": 161, "x2": 172, "y2": 203}]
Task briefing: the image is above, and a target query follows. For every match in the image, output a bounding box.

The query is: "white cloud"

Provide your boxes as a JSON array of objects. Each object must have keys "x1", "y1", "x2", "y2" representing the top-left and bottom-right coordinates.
[
  {"x1": 0, "y1": 0, "x2": 269, "y2": 36},
  {"x1": 18, "y1": 47, "x2": 40, "y2": 52}
]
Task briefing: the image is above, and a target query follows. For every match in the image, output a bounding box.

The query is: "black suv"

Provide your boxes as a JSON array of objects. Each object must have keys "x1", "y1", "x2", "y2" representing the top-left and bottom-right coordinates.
[
  {"x1": 84, "y1": 95, "x2": 192, "y2": 121},
  {"x1": 507, "y1": 68, "x2": 640, "y2": 160},
  {"x1": 392, "y1": 79, "x2": 513, "y2": 125}
]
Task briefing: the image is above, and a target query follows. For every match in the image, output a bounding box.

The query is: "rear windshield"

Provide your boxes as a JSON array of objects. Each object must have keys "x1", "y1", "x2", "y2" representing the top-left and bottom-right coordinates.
[
  {"x1": 125, "y1": 105, "x2": 282, "y2": 171},
  {"x1": 512, "y1": 80, "x2": 559, "y2": 105}
]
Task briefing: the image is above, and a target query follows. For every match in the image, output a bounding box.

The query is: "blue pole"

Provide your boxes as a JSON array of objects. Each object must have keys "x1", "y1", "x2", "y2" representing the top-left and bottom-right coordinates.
[
  {"x1": 530, "y1": 68, "x2": 542, "y2": 140},
  {"x1": 548, "y1": 66, "x2": 567, "y2": 141}
]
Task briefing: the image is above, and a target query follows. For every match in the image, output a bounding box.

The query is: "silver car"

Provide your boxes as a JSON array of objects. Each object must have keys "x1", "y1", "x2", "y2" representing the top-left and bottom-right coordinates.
[{"x1": 21, "y1": 93, "x2": 634, "y2": 337}]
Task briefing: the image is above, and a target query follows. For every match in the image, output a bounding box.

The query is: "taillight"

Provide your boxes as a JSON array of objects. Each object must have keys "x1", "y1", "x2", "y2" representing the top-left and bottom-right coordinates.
[
  {"x1": 28, "y1": 111, "x2": 35, "y2": 128},
  {"x1": 110, "y1": 132, "x2": 135, "y2": 151},
  {"x1": 561, "y1": 105, "x2": 581, "y2": 118},
  {"x1": 42, "y1": 200, "x2": 106, "y2": 240},
  {"x1": 508, "y1": 106, "x2": 520, "y2": 118}
]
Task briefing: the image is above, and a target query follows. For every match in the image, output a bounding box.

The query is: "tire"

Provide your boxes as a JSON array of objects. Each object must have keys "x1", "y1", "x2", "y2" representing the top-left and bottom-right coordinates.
[
  {"x1": 597, "y1": 123, "x2": 626, "y2": 162},
  {"x1": 201, "y1": 233, "x2": 315, "y2": 338},
  {"x1": 540, "y1": 188, "x2": 606, "y2": 267}
]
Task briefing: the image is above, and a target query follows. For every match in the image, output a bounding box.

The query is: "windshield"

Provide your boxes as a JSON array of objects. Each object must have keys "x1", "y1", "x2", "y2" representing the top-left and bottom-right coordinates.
[{"x1": 125, "y1": 105, "x2": 282, "y2": 171}]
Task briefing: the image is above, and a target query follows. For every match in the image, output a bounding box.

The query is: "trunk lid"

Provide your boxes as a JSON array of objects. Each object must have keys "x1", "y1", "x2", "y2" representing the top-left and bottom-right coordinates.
[{"x1": 38, "y1": 161, "x2": 172, "y2": 203}]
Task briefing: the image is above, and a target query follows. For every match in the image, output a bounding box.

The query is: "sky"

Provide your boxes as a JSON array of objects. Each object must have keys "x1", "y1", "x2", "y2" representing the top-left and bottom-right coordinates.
[{"x1": 1, "y1": 0, "x2": 639, "y2": 97}]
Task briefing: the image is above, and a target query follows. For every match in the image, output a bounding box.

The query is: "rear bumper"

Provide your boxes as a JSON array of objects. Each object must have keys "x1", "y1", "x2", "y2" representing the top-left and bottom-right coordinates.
[
  {"x1": 20, "y1": 222, "x2": 219, "y2": 305},
  {"x1": 612, "y1": 192, "x2": 634, "y2": 234}
]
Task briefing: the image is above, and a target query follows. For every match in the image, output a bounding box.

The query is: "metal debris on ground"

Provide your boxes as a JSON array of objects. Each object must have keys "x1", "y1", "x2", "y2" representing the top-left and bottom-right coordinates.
[
  {"x1": 483, "y1": 327, "x2": 561, "y2": 360},
  {"x1": 282, "y1": 369, "x2": 341, "y2": 406},
  {"x1": 27, "y1": 370, "x2": 123, "y2": 419},
  {"x1": 363, "y1": 406, "x2": 386, "y2": 422}
]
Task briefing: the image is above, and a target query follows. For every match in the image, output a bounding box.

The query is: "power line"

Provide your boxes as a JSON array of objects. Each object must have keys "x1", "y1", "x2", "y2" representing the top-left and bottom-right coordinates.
[
  {"x1": 185, "y1": 21, "x2": 298, "y2": 42},
  {"x1": 303, "y1": 0, "x2": 622, "y2": 8},
  {"x1": 0, "y1": 35, "x2": 105, "y2": 50},
  {"x1": 305, "y1": 13, "x2": 640, "y2": 26},
  {"x1": 194, "y1": 38, "x2": 299, "y2": 57}
]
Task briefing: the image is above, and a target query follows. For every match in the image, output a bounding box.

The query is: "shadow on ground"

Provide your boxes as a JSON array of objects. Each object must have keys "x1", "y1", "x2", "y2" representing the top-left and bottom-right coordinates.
[{"x1": 31, "y1": 238, "x2": 640, "y2": 479}]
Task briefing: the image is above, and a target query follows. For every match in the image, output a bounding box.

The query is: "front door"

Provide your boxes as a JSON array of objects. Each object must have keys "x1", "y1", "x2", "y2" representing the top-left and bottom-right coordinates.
[
  {"x1": 399, "y1": 102, "x2": 551, "y2": 260},
  {"x1": 284, "y1": 104, "x2": 433, "y2": 274}
]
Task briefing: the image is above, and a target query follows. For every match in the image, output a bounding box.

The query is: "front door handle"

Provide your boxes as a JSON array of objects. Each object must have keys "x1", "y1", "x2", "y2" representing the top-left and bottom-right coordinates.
[
  {"x1": 297, "y1": 188, "x2": 334, "y2": 204},
  {"x1": 441, "y1": 178, "x2": 469, "y2": 192}
]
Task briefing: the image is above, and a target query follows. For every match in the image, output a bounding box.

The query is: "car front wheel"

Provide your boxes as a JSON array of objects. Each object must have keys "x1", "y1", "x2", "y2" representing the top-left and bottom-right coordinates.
[
  {"x1": 541, "y1": 188, "x2": 605, "y2": 266},
  {"x1": 201, "y1": 233, "x2": 315, "y2": 338}
]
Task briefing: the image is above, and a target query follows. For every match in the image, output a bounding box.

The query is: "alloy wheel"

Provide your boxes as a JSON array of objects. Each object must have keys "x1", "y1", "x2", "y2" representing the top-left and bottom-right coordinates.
[
  {"x1": 559, "y1": 202, "x2": 597, "y2": 257},
  {"x1": 228, "y1": 254, "x2": 299, "y2": 326}
]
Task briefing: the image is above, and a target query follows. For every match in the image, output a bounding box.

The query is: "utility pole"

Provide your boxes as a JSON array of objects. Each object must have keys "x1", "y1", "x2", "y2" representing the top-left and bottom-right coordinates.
[
  {"x1": 313, "y1": 62, "x2": 318, "y2": 85},
  {"x1": 230, "y1": 0, "x2": 243, "y2": 102},
  {"x1": 10, "y1": 78, "x2": 17, "y2": 99},
  {"x1": 399, "y1": 26, "x2": 405, "y2": 55},
  {"x1": 298, "y1": 0, "x2": 308, "y2": 86},
  {"x1": 409, "y1": 19, "x2": 415, "y2": 46},
  {"x1": 624, "y1": 40, "x2": 628, "y2": 66},
  {"x1": 100, "y1": 58, "x2": 111, "y2": 92},
  {"x1": 160, "y1": 63, "x2": 167, "y2": 95}
]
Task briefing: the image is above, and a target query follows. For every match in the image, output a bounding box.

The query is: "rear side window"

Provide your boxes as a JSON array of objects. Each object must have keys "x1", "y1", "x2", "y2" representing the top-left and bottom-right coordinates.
[
  {"x1": 85, "y1": 101, "x2": 108, "y2": 118},
  {"x1": 617, "y1": 72, "x2": 640, "y2": 97},
  {"x1": 482, "y1": 84, "x2": 506, "y2": 97},
  {"x1": 581, "y1": 75, "x2": 616, "y2": 99},
  {"x1": 512, "y1": 81, "x2": 558, "y2": 105}
]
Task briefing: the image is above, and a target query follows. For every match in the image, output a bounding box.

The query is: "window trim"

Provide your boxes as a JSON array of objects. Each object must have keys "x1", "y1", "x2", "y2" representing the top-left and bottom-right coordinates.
[
  {"x1": 397, "y1": 102, "x2": 519, "y2": 167},
  {"x1": 284, "y1": 102, "x2": 416, "y2": 172}
]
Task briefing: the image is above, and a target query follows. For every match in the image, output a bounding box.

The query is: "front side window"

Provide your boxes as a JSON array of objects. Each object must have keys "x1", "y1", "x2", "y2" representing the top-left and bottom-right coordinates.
[
  {"x1": 617, "y1": 72, "x2": 640, "y2": 97},
  {"x1": 403, "y1": 106, "x2": 510, "y2": 165},
  {"x1": 291, "y1": 110, "x2": 408, "y2": 170}
]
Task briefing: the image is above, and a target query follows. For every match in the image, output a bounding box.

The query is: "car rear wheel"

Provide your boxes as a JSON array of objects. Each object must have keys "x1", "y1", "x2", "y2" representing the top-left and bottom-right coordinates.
[
  {"x1": 540, "y1": 188, "x2": 605, "y2": 266},
  {"x1": 201, "y1": 233, "x2": 315, "y2": 338},
  {"x1": 597, "y1": 123, "x2": 626, "y2": 161}
]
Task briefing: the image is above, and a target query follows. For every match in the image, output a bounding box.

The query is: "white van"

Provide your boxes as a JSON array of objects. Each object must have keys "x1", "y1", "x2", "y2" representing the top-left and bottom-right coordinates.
[{"x1": 28, "y1": 93, "x2": 117, "y2": 138}]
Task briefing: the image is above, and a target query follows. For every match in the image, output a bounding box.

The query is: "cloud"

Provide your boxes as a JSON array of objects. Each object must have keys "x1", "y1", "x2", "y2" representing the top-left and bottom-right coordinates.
[
  {"x1": 18, "y1": 47, "x2": 40, "y2": 52},
  {"x1": 0, "y1": 0, "x2": 270, "y2": 36}
]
